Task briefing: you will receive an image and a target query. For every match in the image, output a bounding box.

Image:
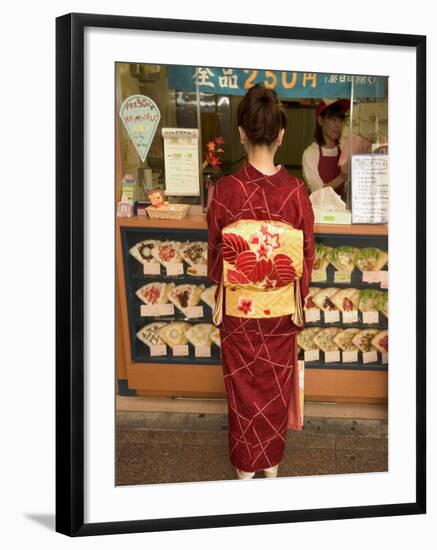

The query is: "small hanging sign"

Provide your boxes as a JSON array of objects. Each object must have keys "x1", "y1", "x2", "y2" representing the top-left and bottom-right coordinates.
[{"x1": 119, "y1": 95, "x2": 161, "y2": 162}]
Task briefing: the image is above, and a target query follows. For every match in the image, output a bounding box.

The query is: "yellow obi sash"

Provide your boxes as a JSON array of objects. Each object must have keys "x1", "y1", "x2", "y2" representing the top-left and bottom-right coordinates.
[{"x1": 213, "y1": 219, "x2": 304, "y2": 325}]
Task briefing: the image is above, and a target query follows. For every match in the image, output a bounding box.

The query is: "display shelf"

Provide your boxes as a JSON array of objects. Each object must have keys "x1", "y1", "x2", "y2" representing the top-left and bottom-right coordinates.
[
  {"x1": 117, "y1": 215, "x2": 388, "y2": 236},
  {"x1": 117, "y1": 214, "x2": 206, "y2": 230},
  {"x1": 303, "y1": 362, "x2": 387, "y2": 371},
  {"x1": 314, "y1": 223, "x2": 388, "y2": 236}
]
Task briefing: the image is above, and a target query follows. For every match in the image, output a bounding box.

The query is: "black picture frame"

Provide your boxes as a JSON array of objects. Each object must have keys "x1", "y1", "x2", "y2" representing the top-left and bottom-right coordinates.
[{"x1": 56, "y1": 12, "x2": 426, "y2": 537}]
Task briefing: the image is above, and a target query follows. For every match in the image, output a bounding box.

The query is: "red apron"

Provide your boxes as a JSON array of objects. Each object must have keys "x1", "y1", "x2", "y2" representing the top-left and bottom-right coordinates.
[{"x1": 318, "y1": 144, "x2": 345, "y2": 199}]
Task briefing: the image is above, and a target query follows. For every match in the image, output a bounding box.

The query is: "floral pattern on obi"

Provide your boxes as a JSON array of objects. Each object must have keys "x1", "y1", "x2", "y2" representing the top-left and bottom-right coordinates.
[
  {"x1": 222, "y1": 221, "x2": 302, "y2": 290},
  {"x1": 237, "y1": 296, "x2": 255, "y2": 315}
]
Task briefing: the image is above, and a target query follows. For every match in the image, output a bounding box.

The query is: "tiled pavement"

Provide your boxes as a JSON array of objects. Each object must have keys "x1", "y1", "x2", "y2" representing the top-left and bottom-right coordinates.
[{"x1": 116, "y1": 411, "x2": 388, "y2": 485}]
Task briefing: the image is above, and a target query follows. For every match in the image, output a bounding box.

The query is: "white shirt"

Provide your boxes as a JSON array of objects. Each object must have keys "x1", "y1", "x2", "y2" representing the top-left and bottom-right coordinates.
[{"x1": 302, "y1": 142, "x2": 339, "y2": 193}]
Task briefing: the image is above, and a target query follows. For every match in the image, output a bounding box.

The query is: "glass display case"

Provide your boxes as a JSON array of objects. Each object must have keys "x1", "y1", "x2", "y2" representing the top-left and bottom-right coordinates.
[
  {"x1": 302, "y1": 230, "x2": 388, "y2": 370},
  {"x1": 121, "y1": 226, "x2": 221, "y2": 365}
]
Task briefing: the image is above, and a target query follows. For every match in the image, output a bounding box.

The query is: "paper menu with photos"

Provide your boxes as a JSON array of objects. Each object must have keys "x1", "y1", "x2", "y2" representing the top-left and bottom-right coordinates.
[
  {"x1": 162, "y1": 128, "x2": 200, "y2": 196},
  {"x1": 351, "y1": 154, "x2": 389, "y2": 223}
]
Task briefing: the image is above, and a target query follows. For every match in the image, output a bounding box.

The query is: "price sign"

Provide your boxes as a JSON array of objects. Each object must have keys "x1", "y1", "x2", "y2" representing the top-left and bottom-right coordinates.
[
  {"x1": 141, "y1": 304, "x2": 175, "y2": 317},
  {"x1": 143, "y1": 263, "x2": 161, "y2": 275},
  {"x1": 185, "y1": 306, "x2": 204, "y2": 318},
  {"x1": 305, "y1": 309, "x2": 321, "y2": 323},
  {"x1": 362, "y1": 271, "x2": 381, "y2": 283},
  {"x1": 362, "y1": 311, "x2": 379, "y2": 324},
  {"x1": 342, "y1": 311, "x2": 358, "y2": 324},
  {"x1": 304, "y1": 350, "x2": 320, "y2": 362},
  {"x1": 150, "y1": 344, "x2": 167, "y2": 356},
  {"x1": 156, "y1": 304, "x2": 175, "y2": 315},
  {"x1": 342, "y1": 351, "x2": 358, "y2": 362},
  {"x1": 173, "y1": 344, "x2": 189, "y2": 356},
  {"x1": 324, "y1": 310, "x2": 340, "y2": 323},
  {"x1": 362, "y1": 350, "x2": 378, "y2": 363},
  {"x1": 379, "y1": 271, "x2": 388, "y2": 288},
  {"x1": 195, "y1": 345, "x2": 211, "y2": 357},
  {"x1": 141, "y1": 305, "x2": 158, "y2": 316},
  {"x1": 195, "y1": 264, "x2": 208, "y2": 276},
  {"x1": 165, "y1": 263, "x2": 184, "y2": 276},
  {"x1": 334, "y1": 271, "x2": 352, "y2": 283},
  {"x1": 325, "y1": 351, "x2": 340, "y2": 363},
  {"x1": 119, "y1": 95, "x2": 161, "y2": 162},
  {"x1": 311, "y1": 269, "x2": 327, "y2": 282}
]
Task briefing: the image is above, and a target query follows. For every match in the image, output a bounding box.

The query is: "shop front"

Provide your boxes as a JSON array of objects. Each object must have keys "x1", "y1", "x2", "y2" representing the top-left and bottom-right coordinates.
[{"x1": 115, "y1": 63, "x2": 389, "y2": 404}]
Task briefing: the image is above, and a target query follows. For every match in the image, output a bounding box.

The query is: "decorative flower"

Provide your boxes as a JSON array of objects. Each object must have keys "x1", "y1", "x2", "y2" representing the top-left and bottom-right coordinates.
[
  {"x1": 262, "y1": 279, "x2": 276, "y2": 289},
  {"x1": 209, "y1": 154, "x2": 222, "y2": 168},
  {"x1": 204, "y1": 136, "x2": 225, "y2": 169},
  {"x1": 255, "y1": 242, "x2": 271, "y2": 260},
  {"x1": 237, "y1": 297, "x2": 254, "y2": 315},
  {"x1": 265, "y1": 232, "x2": 280, "y2": 250}
]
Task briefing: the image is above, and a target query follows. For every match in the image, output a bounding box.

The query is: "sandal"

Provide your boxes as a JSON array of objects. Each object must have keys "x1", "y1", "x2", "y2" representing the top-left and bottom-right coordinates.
[
  {"x1": 263, "y1": 464, "x2": 279, "y2": 478},
  {"x1": 235, "y1": 468, "x2": 256, "y2": 480}
]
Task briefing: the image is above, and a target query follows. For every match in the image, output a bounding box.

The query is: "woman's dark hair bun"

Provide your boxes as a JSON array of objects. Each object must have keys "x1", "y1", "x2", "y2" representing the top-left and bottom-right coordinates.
[{"x1": 237, "y1": 83, "x2": 287, "y2": 146}]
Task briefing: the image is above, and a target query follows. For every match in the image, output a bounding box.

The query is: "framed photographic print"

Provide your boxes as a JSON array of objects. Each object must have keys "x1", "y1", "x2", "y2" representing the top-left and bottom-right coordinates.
[{"x1": 56, "y1": 12, "x2": 426, "y2": 537}]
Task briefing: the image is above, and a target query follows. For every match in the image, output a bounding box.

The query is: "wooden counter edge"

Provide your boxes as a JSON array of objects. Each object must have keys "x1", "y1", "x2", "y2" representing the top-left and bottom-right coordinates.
[{"x1": 116, "y1": 215, "x2": 388, "y2": 235}]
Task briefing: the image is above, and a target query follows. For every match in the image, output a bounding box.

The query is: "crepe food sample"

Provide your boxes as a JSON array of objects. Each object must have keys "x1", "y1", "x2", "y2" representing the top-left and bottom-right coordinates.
[
  {"x1": 334, "y1": 328, "x2": 361, "y2": 351},
  {"x1": 168, "y1": 284, "x2": 205, "y2": 314},
  {"x1": 152, "y1": 240, "x2": 183, "y2": 265},
  {"x1": 313, "y1": 288, "x2": 339, "y2": 312},
  {"x1": 136, "y1": 322, "x2": 167, "y2": 347},
  {"x1": 210, "y1": 326, "x2": 221, "y2": 348},
  {"x1": 129, "y1": 239, "x2": 161, "y2": 265},
  {"x1": 158, "y1": 322, "x2": 190, "y2": 347},
  {"x1": 135, "y1": 282, "x2": 175, "y2": 306},
  {"x1": 358, "y1": 289, "x2": 383, "y2": 312},
  {"x1": 327, "y1": 246, "x2": 359, "y2": 273},
  {"x1": 313, "y1": 242, "x2": 333, "y2": 271},
  {"x1": 352, "y1": 329, "x2": 379, "y2": 352},
  {"x1": 377, "y1": 290, "x2": 388, "y2": 317},
  {"x1": 185, "y1": 323, "x2": 215, "y2": 347},
  {"x1": 331, "y1": 288, "x2": 360, "y2": 312},
  {"x1": 297, "y1": 327, "x2": 322, "y2": 351},
  {"x1": 304, "y1": 287, "x2": 320, "y2": 311},
  {"x1": 179, "y1": 241, "x2": 208, "y2": 266},
  {"x1": 371, "y1": 330, "x2": 389, "y2": 353},
  {"x1": 354, "y1": 247, "x2": 388, "y2": 272},
  {"x1": 313, "y1": 328, "x2": 342, "y2": 352},
  {"x1": 200, "y1": 285, "x2": 217, "y2": 309}
]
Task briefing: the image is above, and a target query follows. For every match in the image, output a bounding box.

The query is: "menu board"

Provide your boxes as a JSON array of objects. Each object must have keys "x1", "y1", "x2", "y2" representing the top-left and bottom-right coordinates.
[
  {"x1": 351, "y1": 154, "x2": 389, "y2": 224},
  {"x1": 162, "y1": 128, "x2": 200, "y2": 196}
]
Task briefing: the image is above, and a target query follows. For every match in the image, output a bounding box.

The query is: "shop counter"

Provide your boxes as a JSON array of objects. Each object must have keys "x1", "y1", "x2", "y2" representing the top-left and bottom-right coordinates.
[{"x1": 116, "y1": 215, "x2": 388, "y2": 404}]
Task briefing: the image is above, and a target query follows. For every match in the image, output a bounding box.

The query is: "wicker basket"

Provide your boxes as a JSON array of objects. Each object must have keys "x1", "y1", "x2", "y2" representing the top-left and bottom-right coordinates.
[{"x1": 146, "y1": 204, "x2": 190, "y2": 220}]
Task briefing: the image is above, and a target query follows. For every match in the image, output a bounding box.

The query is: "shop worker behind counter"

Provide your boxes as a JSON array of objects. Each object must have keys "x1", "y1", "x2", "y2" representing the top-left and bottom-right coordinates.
[
  {"x1": 302, "y1": 98, "x2": 351, "y2": 200},
  {"x1": 206, "y1": 84, "x2": 315, "y2": 481}
]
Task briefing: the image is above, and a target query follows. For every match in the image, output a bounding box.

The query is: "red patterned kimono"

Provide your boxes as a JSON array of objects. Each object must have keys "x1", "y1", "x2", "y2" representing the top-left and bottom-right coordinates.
[{"x1": 207, "y1": 161, "x2": 315, "y2": 472}]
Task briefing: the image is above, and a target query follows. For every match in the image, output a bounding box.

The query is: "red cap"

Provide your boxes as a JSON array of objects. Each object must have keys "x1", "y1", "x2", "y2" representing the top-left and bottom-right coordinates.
[{"x1": 316, "y1": 98, "x2": 351, "y2": 118}]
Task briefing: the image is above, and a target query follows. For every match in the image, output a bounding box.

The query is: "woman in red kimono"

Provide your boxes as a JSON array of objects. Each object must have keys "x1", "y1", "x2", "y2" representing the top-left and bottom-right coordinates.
[{"x1": 207, "y1": 84, "x2": 315, "y2": 480}]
